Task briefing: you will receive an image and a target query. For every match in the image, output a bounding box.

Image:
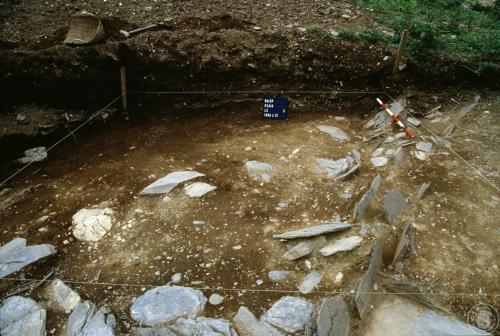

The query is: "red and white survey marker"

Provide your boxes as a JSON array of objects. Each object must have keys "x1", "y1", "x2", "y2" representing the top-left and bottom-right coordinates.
[{"x1": 376, "y1": 98, "x2": 415, "y2": 138}]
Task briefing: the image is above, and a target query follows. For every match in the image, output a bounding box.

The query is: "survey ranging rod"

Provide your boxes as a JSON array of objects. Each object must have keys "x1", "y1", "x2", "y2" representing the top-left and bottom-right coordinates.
[{"x1": 376, "y1": 98, "x2": 415, "y2": 138}]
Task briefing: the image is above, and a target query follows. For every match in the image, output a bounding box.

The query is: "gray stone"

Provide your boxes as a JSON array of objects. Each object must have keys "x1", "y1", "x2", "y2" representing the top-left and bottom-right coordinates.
[
  {"x1": 268, "y1": 270, "x2": 290, "y2": 282},
  {"x1": 46, "y1": 278, "x2": 81, "y2": 312},
  {"x1": 0, "y1": 237, "x2": 56, "y2": 278},
  {"x1": 169, "y1": 317, "x2": 236, "y2": 336},
  {"x1": 320, "y1": 236, "x2": 363, "y2": 256},
  {"x1": 406, "y1": 117, "x2": 421, "y2": 127},
  {"x1": 208, "y1": 294, "x2": 225, "y2": 306},
  {"x1": 17, "y1": 147, "x2": 47, "y2": 165},
  {"x1": 394, "y1": 147, "x2": 404, "y2": 167},
  {"x1": 134, "y1": 327, "x2": 176, "y2": 336},
  {"x1": 261, "y1": 296, "x2": 313, "y2": 333},
  {"x1": 316, "y1": 158, "x2": 350, "y2": 179},
  {"x1": 0, "y1": 296, "x2": 46, "y2": 336},
  {"x1": 414, "y1": 182, "x2": 431, "y2": 202},
  {"x1": 352, "y1": 176, "x2": 382, "y2": 222},
  {"x1": 355, "y1": 240, "x2": 382, "y2": 318},
  {"x1": 392, "y1": 223, "x2": 412, "y2": 266},
  {"x1": 282, "y1": 242, "x2": 313, "y2": 260},
  {"x1": 383, "y1": 189, "x2": 407, "y2": 224},
  {"x1": 72, "y1": 208, "x2": 114, "y2": 242},
  {"x1": 130, "y1": 286, "x2": 207, "y2": 326},
  {"x1": 233, "y1": 306, "x2": 282, "y2": 336},
  {"x1": 273, "y1": 220, "x2": 351, "y2": 240},
  {"x1": 362, "y1": 296, "x2": 487, "y2": 336},
  {"x1": 141, "y1": 171, "x2": 205, "y2": 195},
  {"x1": 184, "y1": 182, "x2": 216, "y2": 198},
  {"x1": 317, "y1": 125, "x2": 350, "y2": 141},
  {"x1": 244, "y1": 161, "x2": 276, "y2": 183},
  {"x1": 316, "y1": 296, "x2": 350, "y2": 336},
  {"x1": 416, "y1": 142, "x2": 433, "y2": 152},
  {"x1": 67, "y1": 300, "x2": 115, "y2": 336},
  {"x1": 371, "y1": 157, "x2": 388, "y2": 167},
  {"x1": 298, "y1": 272, "x2": 323, "y2": 294}
]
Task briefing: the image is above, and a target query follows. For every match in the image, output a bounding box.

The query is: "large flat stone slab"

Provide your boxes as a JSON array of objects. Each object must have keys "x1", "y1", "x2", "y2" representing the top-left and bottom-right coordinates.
[
  {"x1": 67, "y1": 300, "x2": 116, "y2": 336},
  {"x1": 361, "y1": 297, "x2": 488, "y2": 336},
  {"x1": 274, "y1": 220, "x2": 351, "y2": 240},
  {"x1": 316, "y1": 296, "x2": 350, "y2": 336},
  {"x1": 141, "y1": 171, "x2": 205, "y2": 195},
  {"x1": 0, "y1": 296, "x2": 46, "y2": 336},
  {"x1": 261, "y1": 296, "x2": 313, "y2": 334},
  {"x1": 233, "y1": 306, "x2": 282, "y2": 336},
  {"x1": 317, "y1": 125, "x2": 350, "y2": 142},
  {"x1": 383, "y1": 189, "x2": 407, "y2": 224},
  {"x1": 352, "y1": 176, "x2": 382, "y2": 222},
  {"x1": 130, "y1": 286, "x2": 207, "y2": 326},
  {"x1": 0, "y1": 237, "x2": 56, "y2": 278},
  {"x1": 320, "y1": 236, "x2": 363, "y2": 256},
  {"x1": 355, "y1": 240, "x2": 382, "y2": 318}
]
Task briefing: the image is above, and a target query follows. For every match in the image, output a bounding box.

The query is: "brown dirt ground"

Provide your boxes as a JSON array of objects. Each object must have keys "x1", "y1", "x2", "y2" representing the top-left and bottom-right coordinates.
[{"x1": 0, "y1": 90, "x2": 498, "y2": 334}]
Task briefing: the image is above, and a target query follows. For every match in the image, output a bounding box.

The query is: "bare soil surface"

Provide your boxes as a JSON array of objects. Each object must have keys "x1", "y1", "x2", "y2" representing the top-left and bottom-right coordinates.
[{"x1": 0, "y1": 90, "x2": 498, "y2": 334}]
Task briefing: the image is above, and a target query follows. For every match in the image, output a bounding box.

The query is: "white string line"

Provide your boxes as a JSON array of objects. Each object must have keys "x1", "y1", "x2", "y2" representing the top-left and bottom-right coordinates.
[
  {"x1": 383, "y1": 92, "x2": 500, "y2": 193},
  {"x1": 1, "y1": 277, "x2": 497, "y2": 296},
  {"x1": 0, "y1": 95, "x2": 122, "y2": 189}
]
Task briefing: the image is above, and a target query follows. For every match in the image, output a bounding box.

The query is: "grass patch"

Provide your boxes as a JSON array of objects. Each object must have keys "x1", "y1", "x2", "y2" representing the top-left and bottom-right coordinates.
[{"x1": 355, "y1": 0, "x2": 500, "y2": 72}]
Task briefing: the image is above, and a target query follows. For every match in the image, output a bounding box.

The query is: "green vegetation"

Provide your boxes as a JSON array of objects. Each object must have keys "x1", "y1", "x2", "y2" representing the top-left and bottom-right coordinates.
[
  {"x1": 337, "y1": 28, "x2": 391, "y2": 43},
  {"x1": 355, "y1": 0, "x2": 500, "y2": 72}
]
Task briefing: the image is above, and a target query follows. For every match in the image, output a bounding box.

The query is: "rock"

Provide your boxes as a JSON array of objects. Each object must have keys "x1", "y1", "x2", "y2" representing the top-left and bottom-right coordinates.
[
  {"x1": 416, "y1": 142, "x2": 433, "y2": 152},
  {"x1": 362, "y1": 296, "x2": 487, "y2": 336},
  {"x1": 316, "y1": 296, "x2": 350, "y2": 336},
  {"x1": 282, "y1": 242, "x2": 313, "y2": 260},
  {"x1": 16, "y1": 114, "x2": 27, "y2": 123},
  {"x1": 67, "y1": 300, "x2": 116, "y2": 336},
  {"x1": 0, "y1": 296, "x2": 46, "y2": 336},
  {"x1": 244, "y1": 161, "x2": 276, "y2": 183},
  {"x1": 273, "y1": 219, "x2": 351, "y2": 240},
  {"x1": 355, "y1": 240, "x2": 382, "y2": 318},
  {"x1": 371, "y1": 157, "x2": 388, "y2": 167},
  {"x1": 316, "y1": 158, "x2": 350, "y2": 179},
  {"x1": 170, "y1": 317, "x2": 236, "y2": 336},
  {"x1": 268, "y1": 270, "x2": 290, "y2": 282},
  {"x1": 372, "y1": 148, "x2": 384, "y2": 157},
  {"x1": 130, "y1": 286, "x2": 207, "y2": 326},
  {"x1": 46, "y1": 279, "x2": 81, "y2": 312},
  {"x1": 383, "y1": 189, "x2": 407, "y2": 224},
  {"x1": 209, "y1": 294, "x2": 225, "y2": 306},
  {"x1": 141, "y1": 171, "x2": 205, "y2": 195},
  {"x1": 171, "y1": 273, "x2": 182, "y2": 284},
  {"x1": 317, "y1": 125, "x2": 350, "y2": 141},
  {"x1": 415, "y1": 182, "x2": 431, "y2": 202},
  {"x1": 0, "y1": 237, "x2": 56, "y2": 278},
  {"x1": 233, "y1": 306, "x2": 282, "y2": 336},
  {"x1": 261, "y1": 296, "x2": 313, "y2": 333},
  {"x1": 335, "y1": 272, "x2": 344, "y2": 284},
  {"x1": 406, "y1": 117, "x2": 421, "y2": 127},
  {"x1": 352, "y1": 176, "x2": 382, "y2": 222},
  {"x1": 414, "y1": 150, "x2": 427, "y2": 160},
  {"x1": 394, "y1": 147, "x2": 404, "y2": 167},
  {"x1": 134, "y1": 327, "x2": 176, "y2": 336},
  {"x1": 298, "y1": 272, "x2": 323, "y2": 294},
  {"x1": 391, "y1": 223, "x2": 412, "y2": 266},
  {"x1": 72, "y1": 208, "x2": 114, "y2": 242},
  {"x1": 320, "y1": 236, "x2": 363, "y2": 256},
  {"x1": 184, "y1": 182, "x2": 216, "y2": 198},
  {"x1": 17, "y1": 147, "x2": 47, "y2": 165}
]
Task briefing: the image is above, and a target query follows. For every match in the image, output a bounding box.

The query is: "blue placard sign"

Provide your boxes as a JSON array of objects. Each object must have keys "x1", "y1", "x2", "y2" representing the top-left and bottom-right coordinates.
[{"x1": 262, "y1": 97, "x2": 288, "y2": 120}]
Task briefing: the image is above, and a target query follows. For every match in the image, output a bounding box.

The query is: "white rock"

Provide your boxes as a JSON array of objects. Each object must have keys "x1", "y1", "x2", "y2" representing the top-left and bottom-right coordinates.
[
  {"x1": 298, "y1": 272, "x2": 323, "y2": 294},
  {"x1": 371, "y1": 157, "x2": 388, "y2": 167},
  {"x1": 171, "y1": 273, "x2": 182, "y2": 284},
  {"x1": 184, "y1": 182, "x2": 216, "y2": 198},
  {"x1": 335, "y1": 272, "x2": 344, "y2": 284},
  {"x1": 46, "y1": 279, "x2": 81, "y2": 312},
  {"x1": 72, "y1": 208, "x2": 114, "y2": 242},
  {"x1": 141, "y1": 171, "x2": 205, "y2": 195},
  {"x1": 415, "y1": 151, "x2": 427, "y2": 160},
  {"x1": 268, "y1": 270, "x2": 290, "y2": 282},
  {"x1": 17, "y1": 147, "x2": 48, "y2": 164},
  {"x1": 317, "y1": 125, "x2": 350, "y2": 141},
  {"x1": 209, "y1": 294, "x2": 225, "y2": 306},
  {"x1": 372, "y1": 148, "x2": 384, "y2": 157},
  {"x1": 320, "y1": 236, "x2": 363, "y2": 256},
  {"x1": 244, "y1": 161, "x2": 276, "y2": 183}
]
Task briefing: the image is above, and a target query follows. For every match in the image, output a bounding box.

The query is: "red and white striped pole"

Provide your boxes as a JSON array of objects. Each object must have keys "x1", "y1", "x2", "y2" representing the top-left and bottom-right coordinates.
[{"x1": 376, "y1": 98, "x2": 414, "y2": 138}]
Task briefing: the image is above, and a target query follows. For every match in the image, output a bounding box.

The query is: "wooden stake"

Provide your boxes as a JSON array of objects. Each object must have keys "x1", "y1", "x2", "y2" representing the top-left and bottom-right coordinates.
[
  {"x1": 393, "y1": 29, "x2": 407, "y2": 75},
  {"x1": 120, "y1": 66, "x2": 127, "y2": 110}
]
